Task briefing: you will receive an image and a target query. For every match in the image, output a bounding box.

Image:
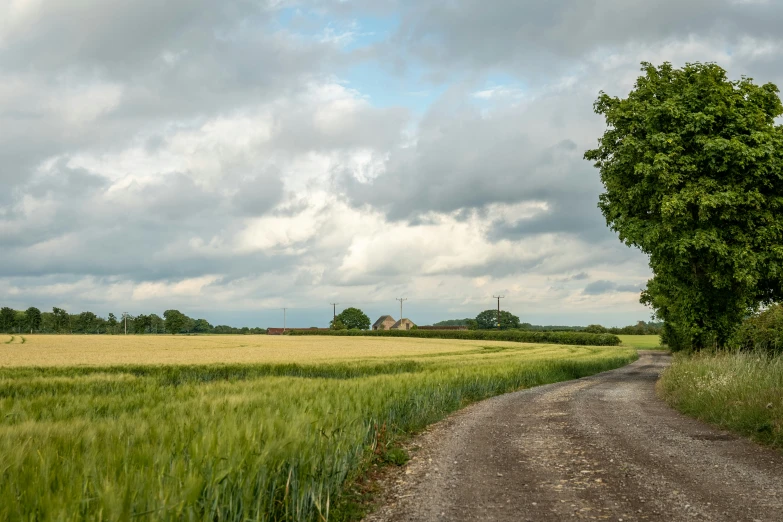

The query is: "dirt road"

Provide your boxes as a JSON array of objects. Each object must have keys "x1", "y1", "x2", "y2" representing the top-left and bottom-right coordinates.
[{"x1": 366, "y1": 351, "x2": 783, "y2": 522}]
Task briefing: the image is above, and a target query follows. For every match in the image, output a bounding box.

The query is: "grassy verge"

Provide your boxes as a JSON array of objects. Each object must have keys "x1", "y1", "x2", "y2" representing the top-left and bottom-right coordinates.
[
  {"x1": 658, "y1": 351, "x2": 783, "y2": 450},
  {"x1": 288, "y1": 328, "x2": 621, "y2": 346},
  {"x1": 0, "y1": 343, "x2": 636, "y2": 521}
]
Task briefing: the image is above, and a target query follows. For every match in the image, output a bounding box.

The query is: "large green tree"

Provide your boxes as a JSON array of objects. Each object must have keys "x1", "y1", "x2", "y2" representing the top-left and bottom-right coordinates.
[
  {"x1": 192, "y1": 318, "x2": 213, "y2": 333},
  {"x1": 163, "y1": 310, "x2": 188, "y2": 334},
  {"x1": 0, "y1": 307, "x2": 15, "y2": 333},
  {"x1": 51, "y1": 307, "x2": 70, "y2": 333},
  {"x1": 333, "y1": 307, "x2": 370, "y2": 330},
  {"x1": 25, "y1": 307, "x2": 42, "y2": 333},
  {"x1": 475, "y1": 310, "x2": 521, "y2": 330},
  {"x1": 585, "y1": 62, "x2": 783, "y2": 350}
]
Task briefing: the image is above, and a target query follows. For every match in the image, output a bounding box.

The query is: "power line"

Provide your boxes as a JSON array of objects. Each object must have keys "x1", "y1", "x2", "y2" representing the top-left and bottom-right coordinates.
[
  {"x1": 492, "y1": 296, "x2": 505, "y2": 328},
  {"x1": 396, "y1": 298, "x2": 408, "y2": 320}
]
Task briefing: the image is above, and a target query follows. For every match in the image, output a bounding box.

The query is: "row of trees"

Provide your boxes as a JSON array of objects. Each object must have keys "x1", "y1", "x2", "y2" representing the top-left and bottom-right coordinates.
[
  {"x1": 326, "y1": 308, "x2": 649, "y2": 333},
  {"x1": 326, "y1": 308, "x2": 524, "y2": 331},
  {"x1": 433, "y1": 315, "x2": 662, "y2": 334},
  {"x1": 0, "y1": 306, "x2": 265, "y2": 335}
]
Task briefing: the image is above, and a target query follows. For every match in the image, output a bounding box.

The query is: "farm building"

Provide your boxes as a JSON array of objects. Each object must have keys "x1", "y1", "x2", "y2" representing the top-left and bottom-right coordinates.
[
  {"x1": 391, "y1": 318, "x2": 416, "y2": 330},
  {"x1": 373, "y1": 315, "x2": 397, "y2": 330}
]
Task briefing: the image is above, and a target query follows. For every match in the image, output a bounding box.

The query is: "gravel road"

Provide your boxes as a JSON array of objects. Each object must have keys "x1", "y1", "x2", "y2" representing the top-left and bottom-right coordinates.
[{"x1": 366, "y1": 351, "x2": 783, "y2": 522}]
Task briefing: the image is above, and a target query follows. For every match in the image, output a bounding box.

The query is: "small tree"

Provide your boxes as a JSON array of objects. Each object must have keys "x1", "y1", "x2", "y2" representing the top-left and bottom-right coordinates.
[
  {"x1": 475, "y1": 310, "x2": 521, "y2": 330},
  {"x1": 586, "y1": 62, "x2": 783, "y2": 350},
  {"x1": 107, "y1": 313, "x2": 118, "y2": 334},
  {"x1": 330, "y1": 318, "x2": 347, "y2": 330},
  {"x1": 334, "y1": 308, "x2": 371, "y2": 330}
]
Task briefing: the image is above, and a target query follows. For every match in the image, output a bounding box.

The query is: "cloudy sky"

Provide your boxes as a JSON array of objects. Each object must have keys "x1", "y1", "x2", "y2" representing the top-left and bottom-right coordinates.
[{"x1": 2, "y1": 0, "x2": 782, "y2": 328}]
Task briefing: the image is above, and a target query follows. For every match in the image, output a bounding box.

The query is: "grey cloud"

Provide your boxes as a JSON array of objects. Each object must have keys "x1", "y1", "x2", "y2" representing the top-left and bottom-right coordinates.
[
  {"x1": 1, "y1": 1, "x2": 263, "y2": 71},
  {"x1": 232, "y1": 170, "x2": 285, "y2": 217},
  {"x1": 0, "y1": 2, "x2": 345, "y2": 202},
  {"x1": 583, "y1": 280, "x2": 643, "y2": 295},
  {"x1": 373, "y1": 0, "x2": 783, "y2": 77},
  {"x1": 583, "y1": 280, "x2": 618, "y2": 295},
  {"x1": 343, "y1": 84, "x2": 611, "y2": 242}
]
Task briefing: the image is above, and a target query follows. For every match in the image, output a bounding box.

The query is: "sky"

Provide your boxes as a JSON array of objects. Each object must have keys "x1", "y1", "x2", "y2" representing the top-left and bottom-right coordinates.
[{"x1": 2, "y1": 0, "x2": 783, "y2": 328}]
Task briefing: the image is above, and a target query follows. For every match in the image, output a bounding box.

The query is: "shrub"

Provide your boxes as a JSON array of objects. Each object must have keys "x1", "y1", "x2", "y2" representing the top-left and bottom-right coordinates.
[
  {"x1": 584, "y1": 324, "x2": 608, "y2": 334},
  {"x1": 730, "y1": 304, "x2": 783, "y2": 354}
]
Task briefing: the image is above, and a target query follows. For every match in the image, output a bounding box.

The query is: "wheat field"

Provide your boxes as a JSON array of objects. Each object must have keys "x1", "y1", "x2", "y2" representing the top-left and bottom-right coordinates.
[
  {"x1": 0, "y1": 335, "x2": 637, "y2": 521},
  {"x1": 0, "y1": 334, "x2": 566, "y2": 367}
]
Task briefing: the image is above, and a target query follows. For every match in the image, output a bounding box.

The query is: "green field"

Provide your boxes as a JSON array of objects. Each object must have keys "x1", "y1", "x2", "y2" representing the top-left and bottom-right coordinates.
[
  {"x1": 618, "y1": 334, "x2": 665, "y2": 350},
  {"x1": 0, "y1": 335, "x2": 636, "y2": 521}
]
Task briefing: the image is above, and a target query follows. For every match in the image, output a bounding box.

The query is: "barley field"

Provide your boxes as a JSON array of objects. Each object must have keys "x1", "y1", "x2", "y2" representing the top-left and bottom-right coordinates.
[
  {"x1": 617, "y1": 334, "x2": 665, "y2": 350},
  {"x1": 0, "y1": 335, "x2": 636, "y2": 521}
]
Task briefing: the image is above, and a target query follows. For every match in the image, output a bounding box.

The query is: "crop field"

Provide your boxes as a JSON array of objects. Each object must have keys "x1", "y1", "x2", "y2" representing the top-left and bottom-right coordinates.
[
  {"x1": 617, "y1": 334, "x2": 665, "y2": 350},
  {"x1": 0, "y1": 335, "x2": 636, "y2": 521}
]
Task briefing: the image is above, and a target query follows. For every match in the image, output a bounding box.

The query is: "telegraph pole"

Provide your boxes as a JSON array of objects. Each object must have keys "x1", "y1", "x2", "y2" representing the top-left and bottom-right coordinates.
[
  {"x1": 396, "y1": 298, "x2": 407, "y2": 321},
  {"x1": 492, "y1": 296, "x2": 504, "y2": 328},
  {"x1": 282, "y1": 308, "x2": 287, "y2": 332},
  {"x1": 123, "y1": 312, "x2": 128, "y2": 335},
  {"x1": 330, "y1": 303, "x2": 339, "y2": 323}
]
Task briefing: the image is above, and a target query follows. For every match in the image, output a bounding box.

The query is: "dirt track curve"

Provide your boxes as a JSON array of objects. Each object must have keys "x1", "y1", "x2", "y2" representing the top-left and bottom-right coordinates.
[{"x1": 366, "y1": 351, "x2": 783, "y2": 522}]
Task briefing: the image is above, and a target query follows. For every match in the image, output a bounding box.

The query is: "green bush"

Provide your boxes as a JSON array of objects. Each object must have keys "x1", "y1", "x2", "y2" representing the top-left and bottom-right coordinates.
[
  {"x1": 287, "y1": 328, "x2": 621, "y2": 346},
  {"x1": 730, "y1": 305, "x2": 783, "y2": 354}
]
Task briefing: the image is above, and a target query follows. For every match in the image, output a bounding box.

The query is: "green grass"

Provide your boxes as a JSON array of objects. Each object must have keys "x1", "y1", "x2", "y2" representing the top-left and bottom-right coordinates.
[
  {"x1": 0, "y1": 342, "x2": 636, "y2": 521},
  {"x1": 658, "y1": 351, "x2": 783, "y2": 450},
  {"x1": 617, "y1": 334, "x2": 666, "y2": 350}
]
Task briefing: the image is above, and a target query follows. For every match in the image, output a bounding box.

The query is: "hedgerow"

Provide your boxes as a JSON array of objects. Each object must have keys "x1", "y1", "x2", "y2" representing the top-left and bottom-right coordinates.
[{"x1": 287, "y1": 328, "x2": 621, "y2": 346}]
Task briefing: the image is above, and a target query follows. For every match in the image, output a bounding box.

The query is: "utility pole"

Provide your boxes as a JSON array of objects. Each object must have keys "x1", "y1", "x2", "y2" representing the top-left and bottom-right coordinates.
[
  {"x1": 330, "y1": 303, "x2": 339, "y2": 324},
  {"x1": 492, "y1": 296, "x2": 504, "y2": 329},
  {"x1": 282, "y1": 308, "x2": 287, "y2": 332},
  {"x1": 123, "y1": 312, "x2": 128, "y2": 335},
  {"x1": 396, "y1": 298, "x2": 407, "y2": 321}
]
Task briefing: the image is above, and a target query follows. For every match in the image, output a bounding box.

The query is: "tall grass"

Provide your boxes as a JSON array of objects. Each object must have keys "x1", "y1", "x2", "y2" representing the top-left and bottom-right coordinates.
[
  {"x1": 0, "y1": 342, "x2": 636, "y2": 521},
  {"x1": 288, "y1": 328, "x2": 621, "y2": 346},
  {"x1": 658, "y1": 351, "x2": 783, "y2": 449}
]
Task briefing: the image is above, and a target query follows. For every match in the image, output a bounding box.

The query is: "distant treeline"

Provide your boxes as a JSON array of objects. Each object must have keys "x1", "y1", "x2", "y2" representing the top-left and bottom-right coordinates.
[
  {"x1": 432, "y1": 318, "x2": 663, "y2": 335},
  {"x1": 0, "y1": 306, "x2": 265, "y2": 335},
  {"x1": 288, "y1": 328, "x2": 622, "y2": 346}
]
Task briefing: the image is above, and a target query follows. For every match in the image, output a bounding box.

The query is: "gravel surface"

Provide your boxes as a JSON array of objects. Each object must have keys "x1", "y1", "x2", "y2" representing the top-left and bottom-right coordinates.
[{"x1": 365, "y1": 351, "x2": 783, "y2": 522}]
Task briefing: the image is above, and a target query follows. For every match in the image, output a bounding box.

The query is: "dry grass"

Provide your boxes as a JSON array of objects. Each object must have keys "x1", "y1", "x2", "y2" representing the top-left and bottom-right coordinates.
[{"x1": 0, "y1": 334, "x2": 575, "y2": 367}]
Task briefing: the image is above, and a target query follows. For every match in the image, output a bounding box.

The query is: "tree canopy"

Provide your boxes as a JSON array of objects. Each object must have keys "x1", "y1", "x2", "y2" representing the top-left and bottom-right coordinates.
[
  {"x1": 163, "y1": 309, "x2": 188, "y2": 334},
  {"x1": 475, "y1": 309, "x2": 521, "y2": 330},
  {"x1": 585, "y1": 62, "x2": 783, "y2": 350},
  {"x1": 25, "y1": 307, "x2": 42, "y2": 332},
  {"x1": 332, "y1": 307, "x2": 371, "y2": 330}
]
